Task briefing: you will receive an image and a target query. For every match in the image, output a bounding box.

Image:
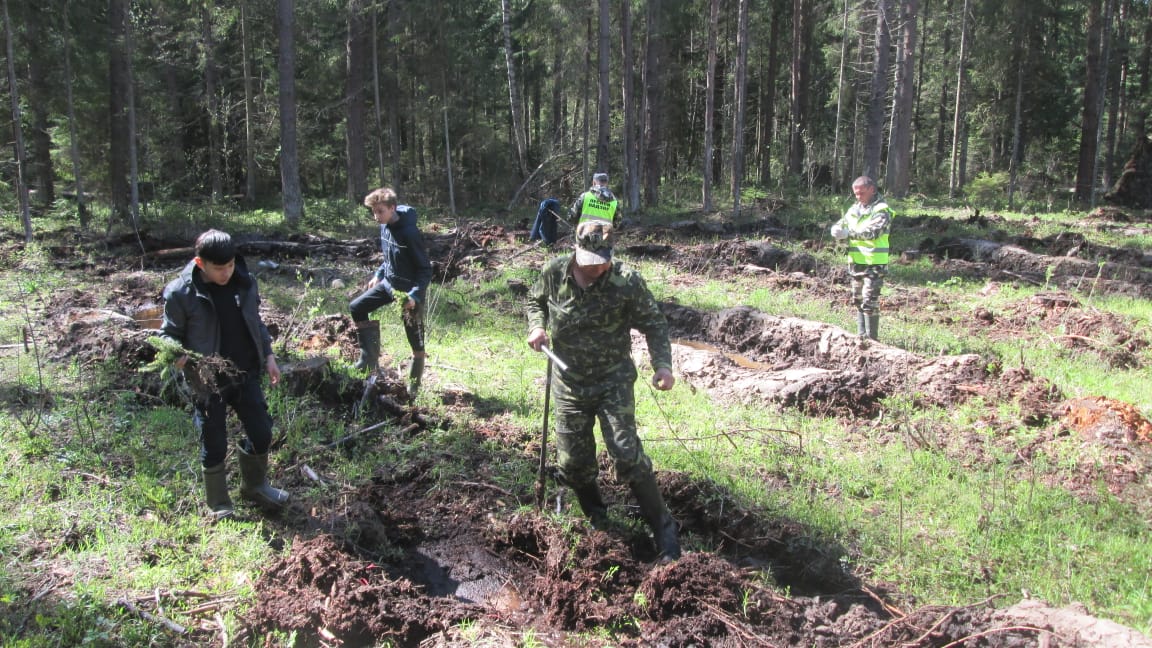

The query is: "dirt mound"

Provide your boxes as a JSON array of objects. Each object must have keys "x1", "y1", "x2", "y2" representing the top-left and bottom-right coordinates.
[{"x1": 661, "y1": 304, "x2": 1060, "y2": 419}]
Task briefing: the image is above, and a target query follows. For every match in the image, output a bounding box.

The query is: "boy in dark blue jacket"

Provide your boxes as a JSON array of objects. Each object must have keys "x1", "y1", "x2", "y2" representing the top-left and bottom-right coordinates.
[
  {"x1": 350, "y1": 187, "x2": 433, "y2": 397},
  {"x1": 160, "y1": 229, "x2": 289, "y2": 520}
]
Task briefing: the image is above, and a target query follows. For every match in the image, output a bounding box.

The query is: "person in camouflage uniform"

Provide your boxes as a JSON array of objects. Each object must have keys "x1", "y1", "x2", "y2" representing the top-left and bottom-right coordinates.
[
  {"x1": 831, "y1": 175, "x2": 895, "y2": 341},
  {"x1": 526, "y1": 220, "x2": 681, "y2": 562}
]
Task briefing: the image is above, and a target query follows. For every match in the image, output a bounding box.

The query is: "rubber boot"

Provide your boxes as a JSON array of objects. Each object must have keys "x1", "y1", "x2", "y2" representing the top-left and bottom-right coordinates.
[
  {"x1": 408, "y1": 355, "x2": 425, "y2": 398},
  {"x1": 237, "y1": 448, "x2": 290, "y2": 510},
  {"x1": 629, "y1": 478, "x2": 681, "y2": 562},
  {"x1": 353, "y1": 320, "x2": 381, "y2": 371},
  {"x1": 202, "y1": 463, "x2": 234, "y2": 521},
  {"x1": 856, "y1": 311, "x2": 868, "y2": 337},
  {"x1": 866, "y1": 314, "x2": 880, "y2": 341},
  {"x1": 571, "y1": 483, "x2": 610, "y2": 530}
]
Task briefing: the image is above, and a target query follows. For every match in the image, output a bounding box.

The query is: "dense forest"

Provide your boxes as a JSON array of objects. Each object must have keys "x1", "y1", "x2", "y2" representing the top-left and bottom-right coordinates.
[{"x1": 3, "y1": 0, "x2": 1151, "y2": 230}]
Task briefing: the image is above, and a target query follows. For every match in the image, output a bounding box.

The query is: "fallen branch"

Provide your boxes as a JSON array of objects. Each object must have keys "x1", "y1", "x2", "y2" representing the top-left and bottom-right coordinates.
[{"x1": 117, "y1": 598, "x2": 186, "y2": 635}]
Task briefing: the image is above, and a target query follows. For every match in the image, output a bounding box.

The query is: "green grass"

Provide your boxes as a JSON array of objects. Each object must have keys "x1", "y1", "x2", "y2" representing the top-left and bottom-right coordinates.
[{"x1": 2, "y1": 198, "x2": 1152, "y2": 643}]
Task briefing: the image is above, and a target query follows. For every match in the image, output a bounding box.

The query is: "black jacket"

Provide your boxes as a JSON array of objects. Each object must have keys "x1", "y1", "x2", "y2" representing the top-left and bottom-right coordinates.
[
  {"x1": 160, "y1": 256, "x2": 274, "y2": 367},
  {"x1": 374, "y1": 205, "x2": 433, "y2": 303}
]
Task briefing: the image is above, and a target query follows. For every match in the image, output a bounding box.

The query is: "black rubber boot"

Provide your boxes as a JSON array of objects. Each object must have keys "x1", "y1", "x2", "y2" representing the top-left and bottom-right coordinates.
[
  {"x1": 629, "y1": 478, "x2": 681, "y2": 562},
  {"x1": 408, "y1": 355, "x2": 425, "y2": 398},
  {"x1": 857, "y1": 311, "x2": 868, "y2": 337},
  {"x1": 202, "y1": 463, "x2": 234, "y2": 521},
  {"x1": 571, "y1": 483, "x2": 610, "y2": 530},
  {"x1": 237, "y1": 448, "x2": 290, "y2": 510},
  {"x1": 354, "y1": 320, "x2": 381, "y2": 371},
  {"x1": 866, "y1": 314, "x2": 880, "y2": 341}
]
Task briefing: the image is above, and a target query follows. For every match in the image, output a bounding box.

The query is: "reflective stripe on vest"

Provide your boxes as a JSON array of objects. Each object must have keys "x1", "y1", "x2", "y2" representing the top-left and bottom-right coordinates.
[
  {"x1": 579, "y1": 192, "x2": 618, "y2": 225},
  {"x1": 847, "y1": 208, "x2": 892, "y2": 265}
]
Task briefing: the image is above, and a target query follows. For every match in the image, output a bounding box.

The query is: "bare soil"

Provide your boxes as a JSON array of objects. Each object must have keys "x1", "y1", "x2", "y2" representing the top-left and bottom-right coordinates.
[{"x1": 16, "y1": 218, "x2": 1152, "y2": 647}]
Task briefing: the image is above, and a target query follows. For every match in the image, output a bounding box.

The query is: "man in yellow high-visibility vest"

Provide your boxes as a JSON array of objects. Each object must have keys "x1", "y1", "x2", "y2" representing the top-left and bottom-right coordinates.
[
  {"x1": 830, "y1": 175, "x2": 894, "y2": 341},
  {"x1": 570, "y1": 172, "x2": 620, "y2": 228}
]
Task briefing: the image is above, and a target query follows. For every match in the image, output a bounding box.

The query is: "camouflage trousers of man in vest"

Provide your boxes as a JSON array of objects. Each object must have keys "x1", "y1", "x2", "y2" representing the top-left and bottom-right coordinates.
[{"x1": 850, "y1": 263, "x2": 887, "y2": 340}]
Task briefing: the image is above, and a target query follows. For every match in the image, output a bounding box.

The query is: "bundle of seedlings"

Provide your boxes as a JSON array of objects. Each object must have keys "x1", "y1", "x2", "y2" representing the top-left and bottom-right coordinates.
[{"x1": 141, "y1": 336, "x2": 241, "y2": 401}]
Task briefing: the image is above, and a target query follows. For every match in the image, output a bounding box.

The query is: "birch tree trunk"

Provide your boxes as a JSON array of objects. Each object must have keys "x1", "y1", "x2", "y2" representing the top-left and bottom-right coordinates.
[
  {"x1": 277, "y1": 0, "x2": 304, "y2": 225},
  {"x1": 948, "y1": 0, "x2": 970, "y2": 198},
  {"x1": 500, "y1": 0, "x2": 528, "y2": 177}
]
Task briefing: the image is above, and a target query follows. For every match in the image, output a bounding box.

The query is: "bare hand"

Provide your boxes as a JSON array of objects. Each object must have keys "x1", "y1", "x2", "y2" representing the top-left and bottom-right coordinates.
[
  {"x1": 651, "y1": 367, "x2": 675, "y2": 391},
  {"x1": 175, "y1": 355, "x2": 188, "y2": 370},
  {"x1": 526, "y1": 327, "x2": 548, "y2": 352},
  {"x1": 266, "y1": 355, "x2": 281, "y2": 385}
]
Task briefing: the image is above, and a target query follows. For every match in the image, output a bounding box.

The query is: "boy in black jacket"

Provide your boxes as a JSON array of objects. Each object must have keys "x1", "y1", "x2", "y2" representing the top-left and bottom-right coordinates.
[
  {"x1": 350, "y1": 187, "x2": 433, "y2": 397},
  {"x1": 160, "y1": 229, "x2": 289, "y2": 520}
]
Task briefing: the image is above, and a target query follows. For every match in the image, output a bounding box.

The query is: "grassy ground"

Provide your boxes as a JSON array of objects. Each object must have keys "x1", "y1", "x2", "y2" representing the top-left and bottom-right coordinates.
[{"x1": 1, "y1": 196, "x2": 1151, "y2": 645}]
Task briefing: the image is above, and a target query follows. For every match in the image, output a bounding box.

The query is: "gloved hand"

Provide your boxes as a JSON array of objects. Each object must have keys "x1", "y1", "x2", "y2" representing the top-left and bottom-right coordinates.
[{"x1": 831, "y1": 223, "x2": 851, "y2": 240}]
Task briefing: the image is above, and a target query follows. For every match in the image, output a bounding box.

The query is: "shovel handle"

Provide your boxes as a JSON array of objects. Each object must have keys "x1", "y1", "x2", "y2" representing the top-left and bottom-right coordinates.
[{"x1": 534, "y1": 358, "x2": 553, "y2": 510}]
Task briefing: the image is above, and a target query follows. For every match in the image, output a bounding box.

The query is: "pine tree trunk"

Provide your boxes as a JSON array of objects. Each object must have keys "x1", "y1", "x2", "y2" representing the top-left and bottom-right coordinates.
[
  {"x1": 202, "y1": 4, "x2": 221, "y2": 203},
  {"x1": 108, "y1": 0, "x2": 130, "y2": 223},
  {"x1": 620, "y1": 0, "x2": 639, "y2": 212},
  {"x1": 885, "y1": 0, "x2": 917, "y2": 197},
  {"x1": 730, "y1": 0, "x2": 750, "y2": 214},
  {"x1": 864, "y1": 0, "x2": 890, "y2": 181},
  {"x1": 277, "y1": 0, "x2": 304, "y2": 225},
  {"x1": 596, "y1": 0, "x2": 611, "y2": 173},
  {"x1": 24, "y1": 4, "x2": 54, "y2": 206},
  {"x1": 702, "y1": 0, "x2": 719, "y2": 212},
  {"x1": 1074, "y1": 0, "x2": 1105, "y2": 204},
  {"x1": 241, "y1": 0, "x2": 257, "y2": 204},
  {"x1": 62, "y1": 0, "x2": 89, "y2": 228},
  {"x1": 346, "y1": 0, "x2": 369, "y2": 203},
  {"x1": 642, "y1": 0, "x2": 666, "y2": 206},
  {"x1": 2, "y1": 0, "x2": 30, "y2": 241}
]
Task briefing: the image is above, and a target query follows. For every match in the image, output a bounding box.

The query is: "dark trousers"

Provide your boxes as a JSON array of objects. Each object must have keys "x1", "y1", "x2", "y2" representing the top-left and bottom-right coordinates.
[
  {"x1": 350, "y1": 281, "x2": 426, "y2": 353},
  {"x1": 195, "y1": 372, "x2": 272, "y2": 468}
]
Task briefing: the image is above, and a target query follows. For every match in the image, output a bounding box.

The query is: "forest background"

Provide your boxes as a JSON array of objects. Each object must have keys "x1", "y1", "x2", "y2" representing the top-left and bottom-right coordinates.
[{"x1": 3, "y1": 0, "x2": 1149, "y2": 228}]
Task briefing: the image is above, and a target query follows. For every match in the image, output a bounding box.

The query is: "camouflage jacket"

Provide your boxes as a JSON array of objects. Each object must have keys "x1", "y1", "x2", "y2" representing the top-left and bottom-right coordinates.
[{"x1": 527, "y1": 255, "x2": 672, "y2": 387}]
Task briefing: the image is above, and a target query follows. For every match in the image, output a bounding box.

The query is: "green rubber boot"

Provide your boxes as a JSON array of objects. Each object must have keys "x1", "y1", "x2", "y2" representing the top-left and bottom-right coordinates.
[
  {"x1": 353, "y1": 320, "x2": 381, "y2": 371},
  {"x1": 203, "y1": 463, "x2": 234, "y2": 521},
  {"x1": 237, "y1": 448, "x2": 290, "y2": 510}
]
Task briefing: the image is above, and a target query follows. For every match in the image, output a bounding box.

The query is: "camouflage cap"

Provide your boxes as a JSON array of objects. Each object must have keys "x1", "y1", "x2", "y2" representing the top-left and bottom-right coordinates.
[{"x1": 574, "y1": 220, "x2": 615, "y2": 266}]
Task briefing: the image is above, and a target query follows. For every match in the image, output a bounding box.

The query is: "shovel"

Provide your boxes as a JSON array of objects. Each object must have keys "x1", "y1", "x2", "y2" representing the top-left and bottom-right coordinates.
[{"x1": 535, "y1": 346, "x2": 568, "y2": 510}]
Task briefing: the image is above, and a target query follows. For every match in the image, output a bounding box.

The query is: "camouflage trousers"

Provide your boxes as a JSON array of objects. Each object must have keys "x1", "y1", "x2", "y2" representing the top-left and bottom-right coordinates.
[
  {"x1": 849, "y1": 263, "x2": 887, "y2": 315},
  {"x1": 551, "y1": 376, "x2": 657, "y2": 490}
]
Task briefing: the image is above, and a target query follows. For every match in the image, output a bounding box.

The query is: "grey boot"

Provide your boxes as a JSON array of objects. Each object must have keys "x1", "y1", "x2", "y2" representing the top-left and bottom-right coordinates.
[
  {"x1": 353, "y1": 320, "x2": 381, "y2": 371},
  {"x1": 571, "y1": 483, "x2": 610, "y2": 530},
  {"x1": 237, "y1": 448, "x2": 290, "y2": 509},
  {"x1": 629, "y1": 478, "x2": 681, "y2": 562},
  {"x1": 856, "y1": 311, "x2": 868, "y2": 337},
  {"x1": 202, "y1": 463, "x2": 234, "y2": 520},
  {"x1": 865, "y1": 313, "x2": 880, "y2": 341},
  {"x1": 408, "y1": 355, "x2": 425, "y2": 398}
]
